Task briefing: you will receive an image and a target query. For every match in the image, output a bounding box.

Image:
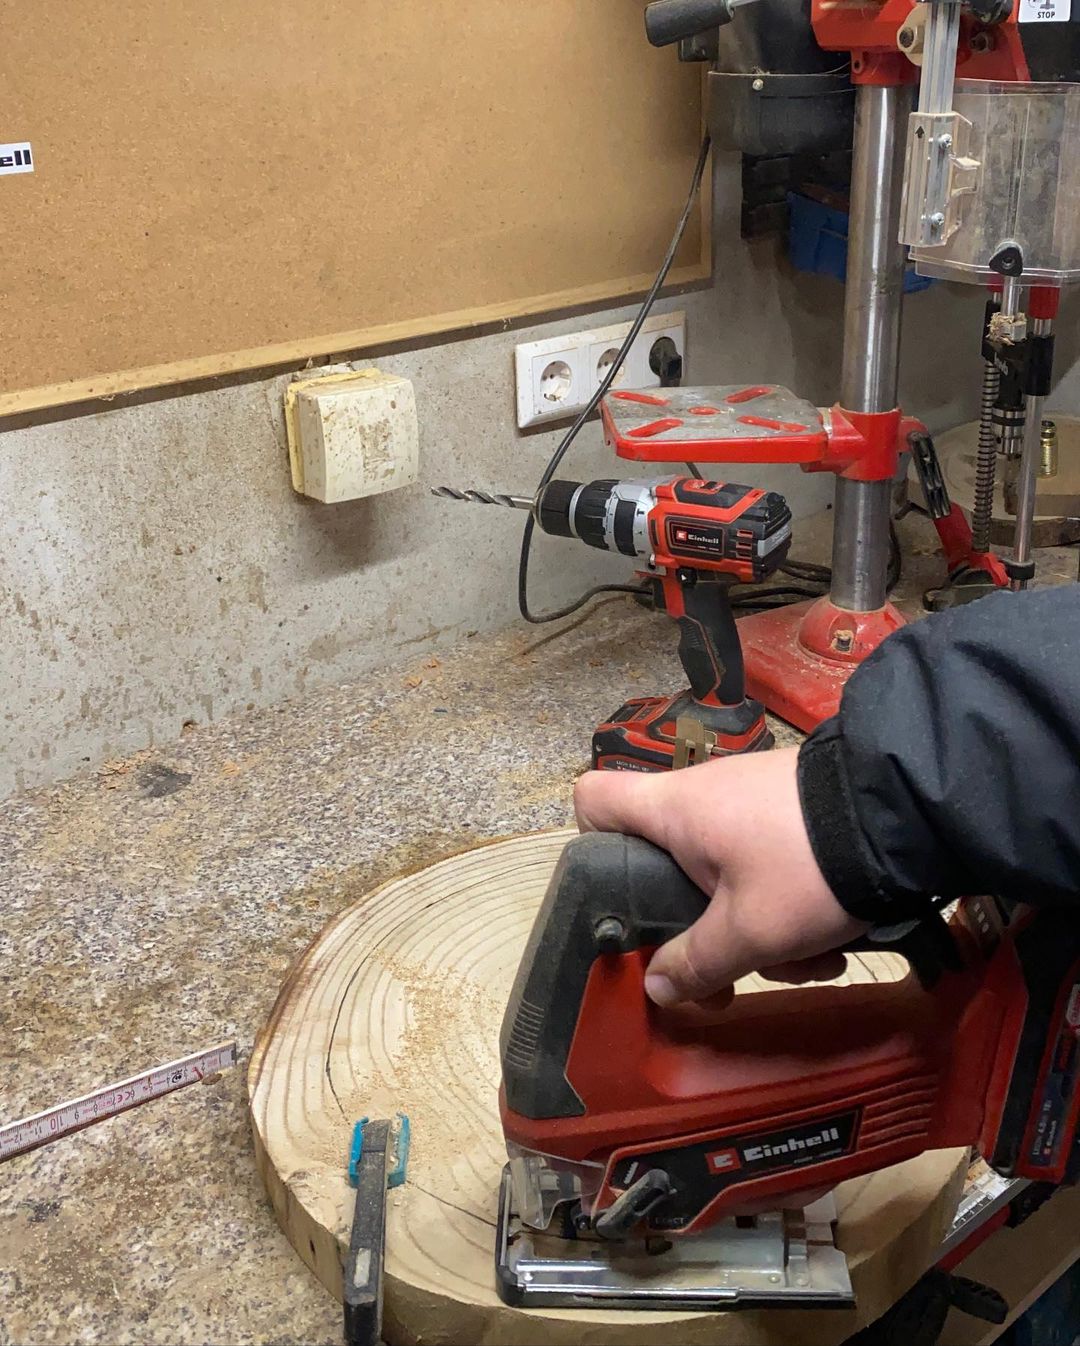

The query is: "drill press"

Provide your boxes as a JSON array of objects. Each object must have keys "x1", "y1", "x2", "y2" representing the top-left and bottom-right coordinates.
[
  {"x1": 640, "y1": 0, "x2": 1080, "y2": 729},
  {"x1": 434, "y1": 4, "x2": 1080, "y2": 759}
]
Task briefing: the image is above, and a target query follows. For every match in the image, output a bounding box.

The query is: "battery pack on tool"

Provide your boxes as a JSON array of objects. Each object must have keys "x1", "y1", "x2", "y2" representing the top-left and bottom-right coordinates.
[{"x1": 593, "y1": 688, "x2": 772, "y2": 771}]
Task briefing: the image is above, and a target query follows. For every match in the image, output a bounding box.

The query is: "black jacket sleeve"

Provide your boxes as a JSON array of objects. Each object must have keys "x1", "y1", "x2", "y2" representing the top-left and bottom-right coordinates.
[{"x1": 797, "y1": 586, "x2": 1080, "y2": 923}]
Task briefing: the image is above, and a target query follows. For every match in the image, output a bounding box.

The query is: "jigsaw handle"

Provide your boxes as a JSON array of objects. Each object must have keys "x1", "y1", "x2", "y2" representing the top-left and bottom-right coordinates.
[
  {"x1": 501, "y1": 833, "x2": 707, "y2": 1121},
  {"x1": 843, "y1": 909, "x2": 965, "y2": 991}
]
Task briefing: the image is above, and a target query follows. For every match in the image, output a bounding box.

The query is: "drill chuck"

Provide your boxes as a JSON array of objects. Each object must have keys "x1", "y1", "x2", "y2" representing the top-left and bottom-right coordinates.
[
  {"x1": 535, "y1": 480, "x2": 586, "y2": 540},
  {"x1": 537, "y1": 479, "x2": 654, "y2": 559}
]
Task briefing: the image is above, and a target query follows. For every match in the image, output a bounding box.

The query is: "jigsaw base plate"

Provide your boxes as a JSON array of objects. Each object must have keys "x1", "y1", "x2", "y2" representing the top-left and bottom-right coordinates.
[{"x1": 494, "y1": 1165, "x2": 855, "y2": 1312}]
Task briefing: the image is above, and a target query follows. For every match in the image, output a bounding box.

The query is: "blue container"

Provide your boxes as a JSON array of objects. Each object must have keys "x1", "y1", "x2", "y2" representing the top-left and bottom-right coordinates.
[
  {"x1": 1012, "y1": 1258, "x2": 1080, "y2": 1346},
  {"x1": 787, "y1": 192, "x2": 934, "y2": 293}
]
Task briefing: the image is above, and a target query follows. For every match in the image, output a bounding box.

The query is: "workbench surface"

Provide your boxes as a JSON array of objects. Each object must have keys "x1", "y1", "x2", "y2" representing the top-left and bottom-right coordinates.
[{"x1": 0, "y1": 515, "x2": 1072, "y2": 1345}]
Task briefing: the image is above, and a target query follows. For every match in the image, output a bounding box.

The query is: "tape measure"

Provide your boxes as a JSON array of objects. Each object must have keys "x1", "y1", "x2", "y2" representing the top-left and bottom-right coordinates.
[{"x1": 0, "y1": 1041, "x2": 238, "y2": 1163}]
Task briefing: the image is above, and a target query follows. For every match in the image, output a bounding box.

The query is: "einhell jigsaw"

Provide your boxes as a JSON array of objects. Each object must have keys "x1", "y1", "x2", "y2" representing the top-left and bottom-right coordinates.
[
  {"x1": 432, "y1": 476, "x2": 792, "y2": 769},
  {"x1": 495, "y1": 833, "x2": 1080, "y2": 1310}
]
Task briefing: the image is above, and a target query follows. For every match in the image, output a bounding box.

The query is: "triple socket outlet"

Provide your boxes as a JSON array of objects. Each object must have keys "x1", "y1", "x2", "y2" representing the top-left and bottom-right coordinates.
[{"x1": 515, "y1": 311, "x2": 687, "y2": 429}]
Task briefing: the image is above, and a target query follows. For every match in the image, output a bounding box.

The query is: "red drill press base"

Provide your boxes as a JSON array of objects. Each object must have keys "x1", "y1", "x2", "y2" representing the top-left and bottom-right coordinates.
[{"x1": 739, "y1": 597, "x2": 907, "y2": 733}]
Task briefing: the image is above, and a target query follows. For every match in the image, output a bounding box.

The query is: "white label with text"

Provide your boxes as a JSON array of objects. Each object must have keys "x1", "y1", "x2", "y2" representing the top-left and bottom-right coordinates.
[
  {"x1": 0, "y1": 143, "x2": 34, "y2": 176},
  {"x1": 1019, "y1": 0, "x2": 1070, "y2": 22}
]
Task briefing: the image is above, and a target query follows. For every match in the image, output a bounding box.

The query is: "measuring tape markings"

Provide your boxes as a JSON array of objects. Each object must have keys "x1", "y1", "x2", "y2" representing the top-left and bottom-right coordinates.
[{"x1": 0, "y1": 1041, "x2": 238, "y2": 1164}]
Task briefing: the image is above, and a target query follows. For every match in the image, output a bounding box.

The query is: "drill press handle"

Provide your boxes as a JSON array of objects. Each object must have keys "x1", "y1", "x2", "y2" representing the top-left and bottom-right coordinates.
[
  {"x1": 644, "y1": 0, "x2": 734, "y2": 46},
  {"x1": 660, "y1": 570, "x2": 746, "y2": 708}
]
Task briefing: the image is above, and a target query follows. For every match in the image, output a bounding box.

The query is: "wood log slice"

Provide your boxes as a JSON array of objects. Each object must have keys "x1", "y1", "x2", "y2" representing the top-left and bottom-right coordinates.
[
  {"x1": 910, "y1": 416, "x2": 1080, "y2": 548},
  {"x1": 249, "y1": 828, "x2": 967, "y2": 1346}
]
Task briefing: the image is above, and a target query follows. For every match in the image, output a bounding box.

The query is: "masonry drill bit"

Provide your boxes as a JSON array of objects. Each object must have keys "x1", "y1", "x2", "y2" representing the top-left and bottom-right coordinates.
[{"x1": 430, "y1": 486, "x2": 534, "y2": 510}]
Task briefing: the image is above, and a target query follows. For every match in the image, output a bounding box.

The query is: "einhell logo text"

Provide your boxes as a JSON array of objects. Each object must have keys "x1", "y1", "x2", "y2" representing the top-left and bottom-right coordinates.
[
  {"x1": 744, "y1": 1124, "x2": 841, "y2": 1163},
  {"x1": 0, "y1": 143, "x2": 34, "y2": 177},
  {"x1": 704, "y1": 1112, "x2": 858, "y2": 1181}
]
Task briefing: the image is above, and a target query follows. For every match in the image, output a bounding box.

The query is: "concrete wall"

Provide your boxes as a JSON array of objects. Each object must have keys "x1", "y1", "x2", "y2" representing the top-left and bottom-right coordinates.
[{"x1": 0, "y1": 158, "x2": 994, "y2": 795}]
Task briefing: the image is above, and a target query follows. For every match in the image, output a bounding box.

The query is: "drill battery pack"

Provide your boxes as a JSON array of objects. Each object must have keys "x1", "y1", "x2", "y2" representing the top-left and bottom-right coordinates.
[{"x1": 593, "y1": 690, "x2": 773, "y2": 771}]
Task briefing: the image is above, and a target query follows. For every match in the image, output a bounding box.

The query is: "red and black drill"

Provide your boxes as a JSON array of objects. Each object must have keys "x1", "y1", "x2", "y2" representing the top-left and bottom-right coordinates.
[{"x1": 433, "y1": 476, "x2": 793, "y2": 770}]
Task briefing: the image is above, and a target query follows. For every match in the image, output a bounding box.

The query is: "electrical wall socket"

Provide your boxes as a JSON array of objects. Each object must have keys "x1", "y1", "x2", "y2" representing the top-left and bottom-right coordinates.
[
  {"x1": 515, "y1": 311, "x2": 687, "y2": 429},
  {"x1": 284, "y1": 367, "x2": 419, "y2": 503}
]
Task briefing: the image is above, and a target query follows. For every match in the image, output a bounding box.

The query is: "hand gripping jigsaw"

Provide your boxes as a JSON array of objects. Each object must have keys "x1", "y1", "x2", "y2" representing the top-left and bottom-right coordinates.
[
  {"x1": 433, "y1": 476, "x2": 792, "y2": 768},
  {"x1": 496, "y1": 833, "x2": 1080, "y2": 1311}
]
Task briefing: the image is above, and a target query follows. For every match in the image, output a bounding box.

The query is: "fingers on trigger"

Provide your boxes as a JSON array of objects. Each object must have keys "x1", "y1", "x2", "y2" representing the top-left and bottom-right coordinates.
[
  {"x1": 648, "y1": 917, "x2": 740, "y2": 1007},
  {"x1": 657, "y1": 987, "x2": 736, "y2": 1025}
]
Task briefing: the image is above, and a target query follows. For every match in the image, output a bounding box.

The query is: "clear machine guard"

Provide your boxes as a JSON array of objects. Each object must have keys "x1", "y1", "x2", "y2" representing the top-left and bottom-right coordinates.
[{"x1": 909, "y1": 79, "x2": 1080, "y2": 285}]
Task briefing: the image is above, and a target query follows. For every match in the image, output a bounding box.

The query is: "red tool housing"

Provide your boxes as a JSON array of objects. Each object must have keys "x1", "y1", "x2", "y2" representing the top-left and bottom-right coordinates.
[{"x1": 501, "y1": 835, "x2": 1080, "y2": 1237}]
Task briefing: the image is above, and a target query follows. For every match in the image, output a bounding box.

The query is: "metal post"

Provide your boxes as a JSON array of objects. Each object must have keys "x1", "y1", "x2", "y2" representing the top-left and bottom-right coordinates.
[
  {"x1": 917, "y1": 0, "x2": 961, "y2": 116},
  {"x1": 831, "y1": 83, "x2": 913, "y2": 612},
  {"x1": 1001, "y1": 276, "x2": 1024, "y2": 320},
  {"x1": 1010, "y1": 314, "x2": 1054, "y2": 590}
]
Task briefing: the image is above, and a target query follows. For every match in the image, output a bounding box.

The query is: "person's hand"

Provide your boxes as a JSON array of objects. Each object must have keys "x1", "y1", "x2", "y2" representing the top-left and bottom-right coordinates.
[{"x1": 574, "y1": 748, "x2": 868, "y2": 1007}]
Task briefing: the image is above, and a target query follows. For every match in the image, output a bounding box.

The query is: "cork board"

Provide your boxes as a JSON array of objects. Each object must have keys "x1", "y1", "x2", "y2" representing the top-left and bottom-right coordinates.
[{"x1": 0, "y1": 3, "x2": 708, "y2": 417}]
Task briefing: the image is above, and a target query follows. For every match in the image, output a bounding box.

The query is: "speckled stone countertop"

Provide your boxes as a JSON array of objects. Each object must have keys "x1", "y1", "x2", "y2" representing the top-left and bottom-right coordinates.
[{"x1": 0, "y1": 513, "x2": 1072, "y2": 1346}]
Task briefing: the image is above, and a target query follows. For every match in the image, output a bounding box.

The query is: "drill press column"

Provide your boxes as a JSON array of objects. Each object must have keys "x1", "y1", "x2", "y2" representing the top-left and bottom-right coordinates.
[{"x1": 831, "y1": 83, "x2": 912, "y2": 614}]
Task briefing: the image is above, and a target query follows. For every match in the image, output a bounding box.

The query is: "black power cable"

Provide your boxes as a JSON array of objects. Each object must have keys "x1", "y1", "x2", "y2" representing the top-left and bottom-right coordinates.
[
  {"x1": 730, "y1": 522, "x2": 902, "y2": 612},
  {"x1": 518, "y1": 135, "x2": 713, "y2": 624}
]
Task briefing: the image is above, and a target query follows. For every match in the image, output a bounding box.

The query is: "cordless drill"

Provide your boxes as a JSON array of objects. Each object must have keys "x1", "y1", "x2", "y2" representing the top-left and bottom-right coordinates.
[{"x1": 434, "y1": 476, "x2": 792, "y2": 770}]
